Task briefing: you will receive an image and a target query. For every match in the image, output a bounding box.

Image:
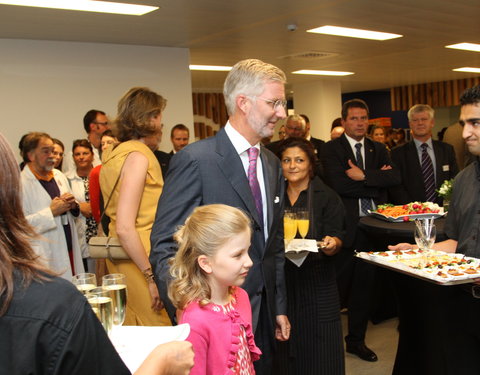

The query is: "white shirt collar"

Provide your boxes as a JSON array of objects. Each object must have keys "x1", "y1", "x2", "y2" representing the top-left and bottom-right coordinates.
[
  {"x1": 344, "y1": 133, "x2": 365, "y2": 150},
  {"x1": 413, "y1": 137, "x2": 433, "y2": 150},
  {"x1": 224, "y1": 121, "x2": 261, "y2": 155}
]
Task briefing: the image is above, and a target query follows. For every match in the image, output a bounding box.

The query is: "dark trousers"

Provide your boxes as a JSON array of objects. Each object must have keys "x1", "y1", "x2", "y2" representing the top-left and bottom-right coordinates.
[
  {"x1": 335, "y1": 227, "x2": 376, "y2": 345},
  {"x1": 253, "y1": 292, "x2": 274, "y2": 375},
  {"x1": 445, "y1": 287, "x2": 480, "y2": 375}
]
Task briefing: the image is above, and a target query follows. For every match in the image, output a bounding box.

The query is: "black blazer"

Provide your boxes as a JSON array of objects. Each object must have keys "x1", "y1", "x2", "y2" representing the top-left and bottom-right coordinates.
[
  {"x1": 153, "y1": 150, "x2": 171, "y2": 179},
  {"x1": 150, "y1": 128, "x2": 286, "y2": 331},
  {"x1": 388, "y1": 140, "x2": 458, "y2": 205},
  {"x1": 321, "y1": 134, "x2": 401, "y2": 248}
]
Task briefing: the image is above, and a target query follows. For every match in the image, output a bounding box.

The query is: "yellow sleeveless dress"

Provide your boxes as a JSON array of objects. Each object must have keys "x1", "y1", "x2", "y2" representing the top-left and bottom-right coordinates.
[{"x1": 100, "y1": 140, "x2": 170, "y2": 326}]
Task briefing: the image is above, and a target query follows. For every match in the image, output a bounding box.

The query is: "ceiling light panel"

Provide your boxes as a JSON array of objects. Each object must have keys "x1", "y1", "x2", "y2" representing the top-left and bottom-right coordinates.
[
  {"x1": 307, "y1": 25, "x2": 402, "y2": 41},
  {"x1": 453, "y1": 67, "x2": 480, "y2": 73},
  {"x1": 292, "y1": 70, "x2": 354, "y2": 76},
  {"x1": 446, "y1": 43, "x2": 480, "y2": 52},
  {"x1": 189, "y1": 65, "x2": 232, "y2": 71},
  {"x1": 0, "y1": 0, "x2": 158, "y2": 16}
]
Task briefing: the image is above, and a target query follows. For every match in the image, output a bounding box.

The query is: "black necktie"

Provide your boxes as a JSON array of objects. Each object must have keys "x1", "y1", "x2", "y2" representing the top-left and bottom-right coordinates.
[
  {"x1": 421, "y1": 143, "x2": 436, "y2": 202},
  {"x1": 355, "y1": 143, "x2": 372, "y2": 214}
]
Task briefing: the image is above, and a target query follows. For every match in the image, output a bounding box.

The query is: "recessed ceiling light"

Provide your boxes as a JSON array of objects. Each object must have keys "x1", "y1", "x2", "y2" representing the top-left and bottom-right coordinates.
[
  {"x1": 189, "y1": 65, "x2": 232, "y2": 72},
  {"x1": 453, "y1": 67, "x2": 480, "y2": 73},
  {"x1": 0, "y1": 0, "x2": 158, "y2": 16},
  {"x1": 446, "y1": 43, "x2": 480, "y2": 52},
  {"x1": 292, "y1": 69, "x2": 354, "y2": 76},
  {"x1": 307, "y1": 25, "x2": 402, "y2": 41}
]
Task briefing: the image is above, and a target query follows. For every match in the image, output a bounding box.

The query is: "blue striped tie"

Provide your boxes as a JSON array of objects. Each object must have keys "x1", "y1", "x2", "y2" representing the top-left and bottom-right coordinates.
[{"x1": 421, "y1": 143, "x2": 436, "y2": 202}]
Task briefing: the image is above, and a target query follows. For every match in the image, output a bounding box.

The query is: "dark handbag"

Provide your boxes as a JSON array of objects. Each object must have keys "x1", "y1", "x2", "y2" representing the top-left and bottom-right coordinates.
[{"x1": 88, "y1": 170, "x2": 130, "y2": 261}]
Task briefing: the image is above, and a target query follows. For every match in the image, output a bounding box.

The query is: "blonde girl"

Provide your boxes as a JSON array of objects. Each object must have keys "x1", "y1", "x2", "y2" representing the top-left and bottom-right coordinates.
[{"x1": 169, "y1": 204, "x2": 261, "y2": 375}]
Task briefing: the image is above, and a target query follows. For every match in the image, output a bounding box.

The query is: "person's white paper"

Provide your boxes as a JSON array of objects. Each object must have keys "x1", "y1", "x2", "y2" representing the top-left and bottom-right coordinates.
[
  {"x1": 285, "y1": 239, "x2": 318, "y2": 267},
  {"x1": 111, "y1": 324, "x2": 190, "y2": 373},
  {"x1": 285, "y1": 239, "x2": 318, "y2": 253}
]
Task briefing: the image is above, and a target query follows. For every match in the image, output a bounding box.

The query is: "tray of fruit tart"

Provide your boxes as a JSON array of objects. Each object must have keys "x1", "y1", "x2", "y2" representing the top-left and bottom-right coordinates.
[
  {"x1": 368, "y1": 202, "x2": 445, "y2": 223},
  {"x1": 356, "y1": 250, "x2": 480, "y2": 285}
]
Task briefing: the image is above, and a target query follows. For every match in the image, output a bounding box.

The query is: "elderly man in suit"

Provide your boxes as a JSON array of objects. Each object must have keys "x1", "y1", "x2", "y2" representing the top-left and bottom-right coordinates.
[
  {"x1": 322, "y1": 99, "x2": 400, "y2": 362},
  {"x1": 150, "y1": 58, "x2": 290, "y2": 374},
  {"x1": 389, "y1": 104, "x2": 458, "y2": 205}
]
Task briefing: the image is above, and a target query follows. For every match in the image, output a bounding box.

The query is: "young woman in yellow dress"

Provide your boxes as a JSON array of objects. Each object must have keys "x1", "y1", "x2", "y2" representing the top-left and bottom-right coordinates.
[{"x1": 100, "y1": 87, "x2": 170, "y2": 326}]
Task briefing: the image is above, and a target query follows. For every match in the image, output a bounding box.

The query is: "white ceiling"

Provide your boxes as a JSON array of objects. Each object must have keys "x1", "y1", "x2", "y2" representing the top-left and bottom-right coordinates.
[{"x1": 1, "y1": 0, "x2": 479, "y2": 94}]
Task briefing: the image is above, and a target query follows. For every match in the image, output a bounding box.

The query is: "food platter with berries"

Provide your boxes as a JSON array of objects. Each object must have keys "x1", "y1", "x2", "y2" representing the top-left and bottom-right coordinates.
[
  {"x1": 356, "y1": 250, "x2": 480, "y2": 285},
  {"x1": 368, "y1": 202, "x2": 445, "y2": 222}
]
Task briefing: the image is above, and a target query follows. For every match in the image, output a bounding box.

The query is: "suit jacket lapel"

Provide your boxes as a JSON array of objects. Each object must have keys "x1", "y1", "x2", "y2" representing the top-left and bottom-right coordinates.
[
  {"x1": 364, "y1": 138, "x2": 375, "y2": 168},
  {"x1": 215, "y1": 129, "x2": 262, "y2": 226},
  {"x1": 260, "y1": 147, "x2": 274, "y2": 232},
  {"x1": 339, "y1": 135, "x2": 356, "y2": 164},
  {"x1": 407, "y1": 141, "x2": 423, "y2": 174}
]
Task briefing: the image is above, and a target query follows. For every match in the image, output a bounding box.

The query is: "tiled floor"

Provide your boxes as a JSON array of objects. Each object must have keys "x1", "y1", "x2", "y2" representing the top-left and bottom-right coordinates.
[{"x1": 343, "y1": 315, "x2": 399, "y2": 375}]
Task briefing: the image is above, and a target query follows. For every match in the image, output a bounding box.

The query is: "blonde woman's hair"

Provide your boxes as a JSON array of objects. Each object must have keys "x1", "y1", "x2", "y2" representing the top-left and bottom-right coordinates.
[
  {"x1": 114, "y1": 87, "x2": 167, "y2": 142},
  {"x1": 168, "y1": 204, "x2": 252, "y2": 310}
]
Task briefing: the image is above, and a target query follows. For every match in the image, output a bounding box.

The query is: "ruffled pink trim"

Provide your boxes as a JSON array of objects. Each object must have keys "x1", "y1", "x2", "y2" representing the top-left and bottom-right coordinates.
[{"x1": 222, "y1": 308, "x2": 262, "y2": 374}]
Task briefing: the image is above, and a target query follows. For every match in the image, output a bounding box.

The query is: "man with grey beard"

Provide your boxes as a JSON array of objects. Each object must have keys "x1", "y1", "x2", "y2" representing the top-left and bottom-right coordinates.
[{"x1": 20, "y1": 132, "x2": 84, "y2": 279}]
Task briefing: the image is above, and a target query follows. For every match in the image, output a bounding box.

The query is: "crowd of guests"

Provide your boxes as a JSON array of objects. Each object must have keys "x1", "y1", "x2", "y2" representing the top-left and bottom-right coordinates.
[{"x1": 1, "y1": 57, "x2": 479, "y2": 375}]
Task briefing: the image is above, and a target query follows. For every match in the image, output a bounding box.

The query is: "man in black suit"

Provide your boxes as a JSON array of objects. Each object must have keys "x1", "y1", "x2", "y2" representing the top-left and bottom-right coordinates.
[
  {"x1": 150, "y1": 59, "x2": 290, "y2": 374},
  {"x1": 300, "y1": 113, "x2": 325, "y2": 158},
  {"x1": 389, "y1": 104, "x2": 458, "y2": 205},
  {"x1": 154, "y1": 124, "x2": 191, "y2": 178},
  {"x1": 266, "y1": 114, "x2": 306, "y2": 156},
  {"x1": 322, "y1": 99, "x2": 400, "y2": 362}
]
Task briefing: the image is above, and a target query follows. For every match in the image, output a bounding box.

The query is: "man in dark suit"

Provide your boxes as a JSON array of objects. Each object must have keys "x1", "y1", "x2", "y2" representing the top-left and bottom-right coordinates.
[
  {"x1": 150, "y1": 59, "x2": 290, "y2": 374},
  {"x1": 389, "y1": 104, "x2": 458, "y2": 205},
  {"x1": 322, "y1": 99, "x2": 400, "y2": 362},
  {"x1": 266, "y1": 114, "x2": 306, "y2": 156},
  {"x1": 300, "y1": 113, "x2": 325, "y2": 158}
]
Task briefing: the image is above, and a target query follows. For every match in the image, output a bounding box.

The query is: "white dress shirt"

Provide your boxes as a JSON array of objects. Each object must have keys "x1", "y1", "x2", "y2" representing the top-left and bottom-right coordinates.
[{"x1": 224, "y1": 122, "x2": 268, "y2": 240}]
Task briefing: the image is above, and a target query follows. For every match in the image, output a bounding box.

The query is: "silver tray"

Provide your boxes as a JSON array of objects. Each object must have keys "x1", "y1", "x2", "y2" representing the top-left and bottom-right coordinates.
[
  {"x1": 368, "y1": 211, "x2": 445, "y2": 223},
  {"x1": 356, "y1": 250, "x2": 480, "y2": 286}
]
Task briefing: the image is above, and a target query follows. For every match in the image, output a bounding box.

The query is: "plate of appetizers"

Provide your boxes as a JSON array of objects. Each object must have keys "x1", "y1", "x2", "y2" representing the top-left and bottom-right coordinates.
[
  {"x1": 368, "y1": 202, "x2": 444, "y2": 222},
  {"x1": 356, "y1": 250, "x2": 480, "y2": 285}
]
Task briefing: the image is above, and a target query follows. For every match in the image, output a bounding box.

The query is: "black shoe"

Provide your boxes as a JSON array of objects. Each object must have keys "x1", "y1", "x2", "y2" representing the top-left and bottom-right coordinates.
[{"x1": 346, "y1": 343, "x2": 378, "y2": 362}]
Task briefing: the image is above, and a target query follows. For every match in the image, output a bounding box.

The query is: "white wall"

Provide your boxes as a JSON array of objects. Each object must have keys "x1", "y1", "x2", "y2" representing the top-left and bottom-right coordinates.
[
  {"x1": 0, "y1": 39, "x2": 193, "y2": 159},
  {"x1": 292, "y1": 80, "x2": 342, "y2": 141}
]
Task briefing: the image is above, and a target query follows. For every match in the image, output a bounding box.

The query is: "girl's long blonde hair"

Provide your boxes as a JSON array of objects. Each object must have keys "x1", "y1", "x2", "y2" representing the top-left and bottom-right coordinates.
[{"x1": 168, "y1": 204, "x2": 251, "y2": 310}]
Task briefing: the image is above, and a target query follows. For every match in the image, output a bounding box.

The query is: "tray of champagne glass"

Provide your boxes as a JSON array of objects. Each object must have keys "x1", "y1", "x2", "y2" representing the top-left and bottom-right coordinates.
[{"x1": 356, "y1": 250, "x2": 480, "y2": 285}]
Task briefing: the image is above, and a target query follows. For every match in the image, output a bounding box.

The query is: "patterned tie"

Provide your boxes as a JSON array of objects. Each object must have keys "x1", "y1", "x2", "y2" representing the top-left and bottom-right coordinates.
[
  {"x1": 247, "y1": 147, "x2": 264, "y2": 228},
  {"x1": 355, "y1": 143, "x2": 373, "y2": 214},
  {"x1": 421, "y1": 143, "x2": 436, "y2": 202}
]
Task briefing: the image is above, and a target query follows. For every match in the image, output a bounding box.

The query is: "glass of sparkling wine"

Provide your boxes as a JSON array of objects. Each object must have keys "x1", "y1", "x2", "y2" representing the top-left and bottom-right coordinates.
[
  {"x1": 102, "y1": 273, "x2": 127, "y2": 327},
  {"x1": 86, "y1": 287, "x2": 113, "y2": 335},
  {"x1": 72, "y1": 273, "x2": 97, "y2": 294},
  {"x1": 296, "y1": 210, "x2": 310, "y2": 247},
  {"x1": 284, "y1": 210, "x2": 297, "y2": 248}
]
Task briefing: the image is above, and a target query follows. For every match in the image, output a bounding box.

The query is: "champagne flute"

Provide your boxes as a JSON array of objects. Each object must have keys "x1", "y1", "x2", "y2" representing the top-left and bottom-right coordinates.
[
  {"x1": 72, "y1": 273, "x2": 97, "y2": 295},
  {"x1": 414, "y1": 220, "x2": 436, "y2": 266},
  {"x1": 284, "y1": 210, "x2": 297, "y2": 248},
  {"x1": 86, "y1": 287, "x2": 113, "y2": 335},
  {"x1": 102, "y1": 273, "x2": 127, "y2": 327},
  {"x1": 296, "y1": 210, "x2": 310, "y2": 248}
]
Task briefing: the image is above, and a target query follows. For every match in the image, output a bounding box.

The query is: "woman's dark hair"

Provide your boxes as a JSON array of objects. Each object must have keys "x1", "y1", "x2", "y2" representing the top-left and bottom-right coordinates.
[
  {"x1": 0, "y1": 133, "x2": 50, "y2": 316},
  {"x1": 277, "y1": 137, "x2": 317, "y2": 179},
  {"x1": 72, "y1": 139, "x2": 93, "y2": 153},
  {"x1": 101, "y1": 129, "x2": 115, "y2": 139}
]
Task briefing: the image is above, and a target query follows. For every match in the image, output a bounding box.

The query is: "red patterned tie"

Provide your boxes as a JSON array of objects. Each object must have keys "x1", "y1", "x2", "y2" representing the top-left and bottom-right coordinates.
[{"x1": 247, "y1": 147, "x2": 264, "y2": 228}]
